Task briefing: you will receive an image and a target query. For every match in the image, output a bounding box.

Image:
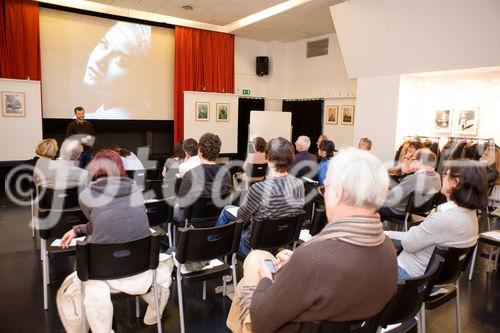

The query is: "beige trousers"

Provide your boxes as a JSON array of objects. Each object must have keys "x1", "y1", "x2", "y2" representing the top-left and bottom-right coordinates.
[
  {"x1": 227, "y1": 250, "x2": 276, "y2": 333},
  {"x1": 56, "y1": 254, "x2": 173, "y2": 333}
]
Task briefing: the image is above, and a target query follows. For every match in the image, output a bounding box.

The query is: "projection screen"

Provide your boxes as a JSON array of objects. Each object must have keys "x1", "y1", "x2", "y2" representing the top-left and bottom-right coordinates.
[{"x1": 39, "y1": 8, "x2": 174, "y2": 120}]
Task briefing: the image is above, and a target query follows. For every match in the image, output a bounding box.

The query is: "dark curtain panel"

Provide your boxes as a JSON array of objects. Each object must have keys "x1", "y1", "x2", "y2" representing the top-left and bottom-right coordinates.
[
  {"x1": 282, "y1": 99, "x2": 324, "y2": 153},
  {"x1": 237, "y1": 98, "x2": 265, "y2": 160}
]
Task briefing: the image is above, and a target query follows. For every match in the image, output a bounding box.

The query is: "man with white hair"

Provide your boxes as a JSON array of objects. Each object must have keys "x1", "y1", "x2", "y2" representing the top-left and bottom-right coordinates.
[
  {"x1": 227, "y1": 148, "x2": 398, "y2": 333},
  {"x1": 288, "y1": 135, "x2": 318, "y2": 178},
  {"x1": 36, "y1": 139, "x2": 89, "y2": 190}
]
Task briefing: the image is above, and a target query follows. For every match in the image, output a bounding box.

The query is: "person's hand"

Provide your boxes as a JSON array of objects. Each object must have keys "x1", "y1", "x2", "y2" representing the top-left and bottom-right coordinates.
[
  {"x1": 61, "y1": 229, "x2": 77, "y2": 249},
  {"x1": 275, "y1": 249, "x2": 293, "y2": 272},
  {"x1": 258, "y1": 261, "x2": 273, "y2": 282}
]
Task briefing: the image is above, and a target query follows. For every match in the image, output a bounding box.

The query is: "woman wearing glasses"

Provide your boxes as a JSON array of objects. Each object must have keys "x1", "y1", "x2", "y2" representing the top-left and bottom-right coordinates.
[{"x1": 387, "y1": 160, "x2": 488, "y2": 278}]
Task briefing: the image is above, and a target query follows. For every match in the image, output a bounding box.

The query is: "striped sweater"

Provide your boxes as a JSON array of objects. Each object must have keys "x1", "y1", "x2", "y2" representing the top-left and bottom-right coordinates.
[{"x1": 238, "y1": 174, "x2": 305, "y2": 228}]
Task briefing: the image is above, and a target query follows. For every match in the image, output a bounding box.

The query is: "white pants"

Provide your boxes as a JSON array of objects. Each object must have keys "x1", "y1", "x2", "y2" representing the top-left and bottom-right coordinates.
[{"x1": 57, "y1": 254, "x2": 173, "y2": 333}]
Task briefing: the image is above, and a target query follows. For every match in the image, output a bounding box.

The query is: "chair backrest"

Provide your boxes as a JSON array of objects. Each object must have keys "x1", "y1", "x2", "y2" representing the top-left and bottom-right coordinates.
[
  {"x1": 310, "y1": 207, "x2": 327, "y2": 236},
  {"x1": 430, "y1": 245, "x2": 476, "y2": 286},
  {"x1": 76, "y1": 229, "x2": 161, "y2": 281},
  {"x1": 143, "y1": 178, "x2": 177, "y2": 204},
  {"x1": 184, "y1": 196, "x2": 226, "y2": 228},
  {"x1": 38, "y1": 209, "x2": 88, "y2": 240},
  {"x1": 249, "y1": 212, "x2": 305, "y2": 250},
  {"x1": 302, "y1": 180, "x2": 321, "y2": 222},
  {"x1": 175, "y1": 222, "x2": 242, "y2": 263},
  {"x1": 299, "y1": 317, "x2": 378, "y2": 333},
  {"x1": 405, "y1": 191, "x2": 440, "y2": 216},
  {"x1": 378, "y1": 253, "x2": 445, "y2": 328},
  {"x1": 246, "y1": 163, "x2": 268, "y2": 178},
  {"x1": 37, "y1": 186, "x2": 80, "y2": 211},
  {"x1": 145, "y1": 199, "x2": 172, "y2": 227}
]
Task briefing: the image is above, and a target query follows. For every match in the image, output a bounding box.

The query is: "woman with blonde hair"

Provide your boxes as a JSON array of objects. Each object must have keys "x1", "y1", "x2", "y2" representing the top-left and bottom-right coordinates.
[{"x1": 33, "y1": 139, "x2": 59, "y2": 189}]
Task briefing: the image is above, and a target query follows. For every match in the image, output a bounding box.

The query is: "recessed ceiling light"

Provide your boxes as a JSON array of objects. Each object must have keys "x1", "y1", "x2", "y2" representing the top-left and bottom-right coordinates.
[{"x1": 182, "y1": 5, "x2": 193, "y2": 11}]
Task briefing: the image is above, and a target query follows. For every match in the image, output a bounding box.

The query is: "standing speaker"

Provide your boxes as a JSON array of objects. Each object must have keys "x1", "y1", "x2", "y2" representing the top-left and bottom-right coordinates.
[{"x1": 256, "y1": 56, "x2": 269, "y2": 76}]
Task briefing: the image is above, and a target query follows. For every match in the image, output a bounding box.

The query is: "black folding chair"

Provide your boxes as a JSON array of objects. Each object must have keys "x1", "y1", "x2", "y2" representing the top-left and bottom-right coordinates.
[
  {"x1": 376, "y1": 253, "x2": 445, "y2": 333},
  {"x1": 385, "y1": 191, "x2": 440, "y2": 231},
  {"x1": 421, "y1": 245, "x2": 476, "y2": 333},
  {"x1": 468, "y1": 230, "x2": 500, "y2": 280},
  {"x1": 38, "y1": 209, "x2": 87, "y2": 310},
  {"x1": 37, "y1": 186, "x2": 81, "y2": 211},
  {"x1": 310, "y1": 207, "x2": 328, "y2": 236},
  {"x1": 76, "y1": 228, "x2": 163, "y2": 333},
  {"x1": 174, "y1": 222, "x2": 242, "y2": 333},
  {"x1": 245, "y1": 163, "x2": 268, "y2": 186},
  {"x1": 249, "y1": 211, "x2": 305, "y2": 252},
  {"x1": 183, "y1": 196, "x2": 227, "y2": 228}
]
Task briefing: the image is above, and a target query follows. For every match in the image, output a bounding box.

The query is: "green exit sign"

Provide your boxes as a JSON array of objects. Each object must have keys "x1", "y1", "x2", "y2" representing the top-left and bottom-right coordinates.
[{"x1": 242, "y1": 89, "x2": 251, "y2": 95}]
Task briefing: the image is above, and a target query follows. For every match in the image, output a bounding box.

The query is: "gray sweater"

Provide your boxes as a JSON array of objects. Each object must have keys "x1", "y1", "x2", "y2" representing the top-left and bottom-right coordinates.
[
  {"x1": 387, "y1": 201, "x2": 478, "y2": 277},
  {"x1": 385, "y1": 169, "x2": 441, "y2": 215},
  {"x1": 74, "y1": 177, "x2": 150, "y2": 244}
]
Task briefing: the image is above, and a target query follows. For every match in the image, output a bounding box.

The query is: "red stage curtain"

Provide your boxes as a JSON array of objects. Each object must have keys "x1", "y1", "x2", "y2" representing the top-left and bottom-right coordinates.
[
  {"x1": 174, "y1": 26, "x2": 234, "y2": 142},
  {"x1": 0, "y1": 0, "x2": 41, "y2": 80}
]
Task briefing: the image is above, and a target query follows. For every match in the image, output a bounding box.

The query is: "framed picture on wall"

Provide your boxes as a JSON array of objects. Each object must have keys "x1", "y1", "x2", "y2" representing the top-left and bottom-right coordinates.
[
  {"x1": 341, "y1": 105, "x2": 355, "y2": 125},
  {"x1": 325, "y1": 105, "x2": 338, "y2": 124},
  {"x1": 454, "y1": 108, "x2": 479, "y2": 136},
  {"x1": 195, "y1": 102, "x2": 210, "y2": 121},
  {"x1": 433, "y1": 109, "x2": 453, "y2": 133},
  {"x1": 216, "y1": 103, "x2": 230, "y2": 122},
  {"x1": 2, "y1": 91, "x2": 26, "y2": 117}
]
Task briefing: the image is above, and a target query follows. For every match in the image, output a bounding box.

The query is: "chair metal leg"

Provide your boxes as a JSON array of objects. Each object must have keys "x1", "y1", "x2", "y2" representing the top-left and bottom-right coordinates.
[
  {"x1": 487, "y1": 247, "x2": 495, "y2": 272},
  {"x1": 202, "y1": 281, "x2": 207, "y2": 301},
  {"x1": 167, "y1": 223, "x2": 173, "y2": 248},
  {"x1": 231, "y1": 253, "x2": 238, "y2": 290},
  {"x1": 42, "y1": 248, "x2": 48, "y2": 310},
  {"x1": 494, "y1": 247, "x2": 499, "y2": 271},
  {"x1": 486, "y1": 205, "x2": 491, "y2": 231},
  {"x1": 135, "y1": 296, "x2": 140, "y2": 318},
  {"x1": 404, "y1": 213, "x2": 409, "y2": 232},
  {"x1": 222, "y1": 277, "x2": 227, "y2": 296},
  {"x1": 468, "y1": 244, "x2": 478, "y2": 280},
  {"x1": 81, "y1": 283, "x2": 87, "y2": 333},
  {"x1": 455, "y1": 283, "x2": 461, "y2": 333},
  {"x1": 419, "y1": 304, "x2": 426, "y2": 333},
  {"x1": 176, "y1": 268, "x2": 185, "y2": 333},
  {"x1": 152, "y1": 271, "x2": 162, "y2": 333},
  {"x1": 31, "y1": 195, "x2": 35, "y2": 238}
]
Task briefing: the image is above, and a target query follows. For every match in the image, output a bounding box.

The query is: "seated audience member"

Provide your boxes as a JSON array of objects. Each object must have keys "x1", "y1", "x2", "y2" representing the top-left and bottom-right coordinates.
[
  {"x1": 316, "y1": 134, "x2": 329, "y2": 151},
  {"x1": 357, "y1": 137, "x2": 372, "y2": 151},
  {"x1": 380, "y1": 149, "x2": 441, "y2": 221},
  {"x1": 57, "y1": 149, "x2": 173, "y2": 331},
  {"x1": 479, "y1": 144, "x2": 500, "y2": 186},
  {"x1": 243, "y1": 137, "x2": 267, "y2": 181},
  {"x1": 176, "y1": 133, "x2": 232, "y2": 224},
  {"x1": 216, "y1": 137, "x2": 305, "y2": 255},
  {"x1": 178, "y1": 138, "x2": 200, "y2": 177},
  {"x1": 317, "y1": 140, "x2": 335, "y2": 186},
  {"x1": 111, "y1": 145, "x2": 145, "y2": 171},
  {"x1": 389, "y1": 140, "x2": 425, "y2": 175},
  {"x1": 33, "y1": 139, "x2": 59, "y2": 189},
  {"x1": 162, "y1": 140, "x2": 185, "y2": 178},
  {"x1": 387, "y1": 160, "x2": 487, "y2": 278},
  {"x1": 227, "y1": 148, "x2": 397, "y2": 333},
  {"x1": 288, "y1": 135, "x2": 318, "y2": 178}
]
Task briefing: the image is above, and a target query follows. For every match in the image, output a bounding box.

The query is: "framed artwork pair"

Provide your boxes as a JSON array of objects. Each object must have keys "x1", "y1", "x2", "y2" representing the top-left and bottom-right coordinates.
[
  {"x1": 195, "y1": 102, "x2": 229, "y2": 122},
  {"x1": 326, "y1": 105, "x2": 355, "y2": 125},
  {"x1": 433, "y1": 108, "x2": 479, "y2": 135}
]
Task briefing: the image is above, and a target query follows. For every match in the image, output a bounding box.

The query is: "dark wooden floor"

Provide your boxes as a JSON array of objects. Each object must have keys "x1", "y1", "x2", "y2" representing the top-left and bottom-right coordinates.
[{"x1": 0, "y1": 193, "x2": 499, "y2": 333}]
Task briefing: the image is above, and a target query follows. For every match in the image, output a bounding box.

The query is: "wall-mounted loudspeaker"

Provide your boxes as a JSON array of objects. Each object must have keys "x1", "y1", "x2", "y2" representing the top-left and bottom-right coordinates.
[{"x1": 256, "y1": 56, "x2": 269, "y2": 76}]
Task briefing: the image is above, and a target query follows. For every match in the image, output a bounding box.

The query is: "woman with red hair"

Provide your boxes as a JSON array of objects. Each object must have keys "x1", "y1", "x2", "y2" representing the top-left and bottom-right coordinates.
[{"x1": 58, "y1": 150, "x2": 173, "y2": 331}]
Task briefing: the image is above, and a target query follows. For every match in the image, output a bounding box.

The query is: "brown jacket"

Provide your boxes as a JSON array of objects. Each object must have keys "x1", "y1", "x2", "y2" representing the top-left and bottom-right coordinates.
[{"x1": 250, "y1": 237, "x2": 397, "y2": 333}]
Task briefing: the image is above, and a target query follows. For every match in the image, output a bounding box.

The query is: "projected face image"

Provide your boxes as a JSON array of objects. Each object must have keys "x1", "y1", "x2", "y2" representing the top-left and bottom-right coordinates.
[{"x1": 83, "y1": 21, "x2": 151, "y2": 95}]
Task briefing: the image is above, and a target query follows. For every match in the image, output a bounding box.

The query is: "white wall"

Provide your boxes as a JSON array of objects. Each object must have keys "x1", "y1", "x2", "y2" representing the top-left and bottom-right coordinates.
[
  {"x1": 397, "y1": 72, "x2": 500, "y2": 145},
  {"x1": 183, "y1": 91, "x2": 239, "y2": 154},
  {"x1": 322, "y1": 98, "x2": 357, "y2": 148},
  {"x1": 331, "y1": 0, "x2": 500, "y2": 78},
  {"x1": 354, "y1": 76, "x2": 401, "y2": 162},
  {"x1": 0, "y1": 79, "x2": 43, "y2": 161},
  {"x1": 235, "y1": 37, "x2": 270, "y2": 98},
  {"x1": 284, "y1": 33, "x2": 357, "y2": 99}
]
